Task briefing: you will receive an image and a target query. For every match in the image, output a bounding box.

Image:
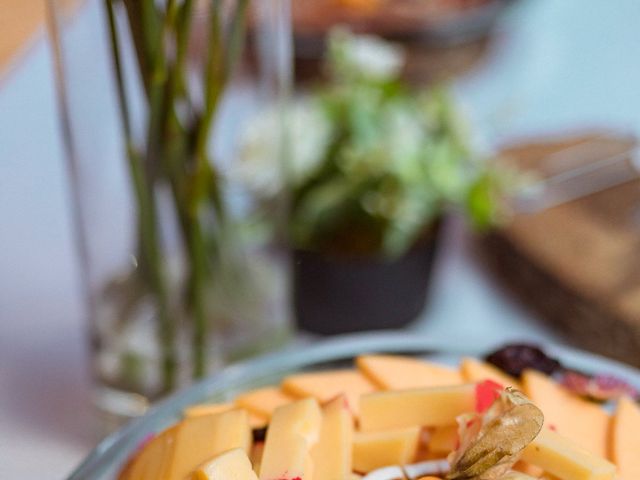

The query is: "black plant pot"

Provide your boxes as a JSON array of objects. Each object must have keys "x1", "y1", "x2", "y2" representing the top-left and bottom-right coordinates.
[{"x1": 293, "y1": 222, "x2": 442, "y2": 335}]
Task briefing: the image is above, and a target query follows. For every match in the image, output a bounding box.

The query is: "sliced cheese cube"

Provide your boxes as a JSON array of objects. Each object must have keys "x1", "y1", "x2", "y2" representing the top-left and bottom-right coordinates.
[
  {"x1": 303, "y1": 453, "x2": 314, "y2": 479},
  {"x1": 352, "y1": 426, "x2": 420, "y2": 473},
  {"x1": 612, "y1": 396, "x2": 640, "y2": 480},
  {"x1": 460, "y1": 357, "x2": 521, "y2": 390},
  {"x1": 359, "y1": 384, "x2": 476, "y2": 432},
  {"x1": 311, "y1": 395, "x2": 354, "y2": 480},
  {"x1": 122, "y1": 426, "x2": 178, "y2": 480},
  {"x1": 521, "y1": 428, "x2": 617, "y2": 480},
  {"x1": 428, "y1": 425, "x2": 458, "y2": 454},
  {"x1": 259, "y1": 398, "x2": 322, "y2": 480},
  {"x1": 281, "y1": 369, "x2": 375, "y2": 416},
  {"x1": 235, "y1": 386, "x2": 294, "y2": 421},
  {"x1": 184, "y1": 403, "x2": 266, "y2": 428},
  {"x1": 513, "y1": 461, "x2": 545, "y2": 478},
  {"x1": 501, "y1": 473, "x2": 539, "y2": 480},
  {"x1": 167, "y1": 409, "x2": 251, "y2": 480},
  {"x1": 184, "y1": 403, "x2": 234, "y2": 418},
  {"x1": 357, "y1": 355, "x2": 463, "y2": 390},
  {"x1": 192, "y1": 448, "x2": 258, "y2": 480},
  {"x1": 522, "y1": 370, "x2": 610, "y2": 458}
]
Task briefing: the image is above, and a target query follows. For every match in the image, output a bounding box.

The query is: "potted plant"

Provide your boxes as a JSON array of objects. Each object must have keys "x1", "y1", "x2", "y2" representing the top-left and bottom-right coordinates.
[{"x1": 239, "y1": 29, "x2": 500, "y2": 334}]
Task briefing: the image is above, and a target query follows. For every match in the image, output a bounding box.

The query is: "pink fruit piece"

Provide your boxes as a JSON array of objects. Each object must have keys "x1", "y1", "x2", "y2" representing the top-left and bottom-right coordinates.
[{"x1": 475, "y1": 379, "x2": 504, "y2": 413}]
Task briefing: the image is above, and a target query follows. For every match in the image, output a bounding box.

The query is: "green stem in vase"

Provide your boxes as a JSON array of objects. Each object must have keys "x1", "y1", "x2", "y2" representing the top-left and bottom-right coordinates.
[
  {"x1": 105, "y1": 0, "x2": 254, "y2": 387},
  {"x1": 169, "y1": 0, "x2": 214, "y2": 379},
  {"x1": 104, "y1": 0, "x2": 177, "y2": 392},
  {"x1": 122, "y1": 0, "x2": 162, "y2": 94},
  {"x1": 143, "y1": 0, "x2": 173, "y2": 183},
  {"x1": 186, "y1": 0, "x2": 251, "y2": 378},
  {"x1": 132, "y1": 0, "x2": 219, "y2": 381},
  {"x1": 172, "y1": 0, "x2": 193, "y2": 98},
  {"x1": 187, "y1": 218, "x2": 209, "y2": 378},
  {"x1": 195, "y1": 0, "x2": 249, "y2": 175},
  {"x1": 124, "y1": 0, "x2": 207, "y2": 385},
  {"x1": 184, "y1": 1, "x2": 226, "y2": 378}
]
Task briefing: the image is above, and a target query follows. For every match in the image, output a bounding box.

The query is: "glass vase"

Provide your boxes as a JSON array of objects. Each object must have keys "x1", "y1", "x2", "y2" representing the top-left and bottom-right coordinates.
[{"x1": 47, "y1": 0, "x2": 293, "y2": 425}]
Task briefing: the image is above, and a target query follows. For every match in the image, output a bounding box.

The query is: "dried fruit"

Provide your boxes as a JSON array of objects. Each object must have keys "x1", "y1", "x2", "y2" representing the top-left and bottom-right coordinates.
[
  {"x1": 486, "y1": 344, "x2": 561, "y2": 378},
  {"x1": 561, "y1": 370, "x2": 639, "y2": 402},
  {"x1": 447, "y1": 389, "x2": 544, "y2": 480},
  {"x1": 487, "y1": 344, "x2": 638, "y2": 404}
]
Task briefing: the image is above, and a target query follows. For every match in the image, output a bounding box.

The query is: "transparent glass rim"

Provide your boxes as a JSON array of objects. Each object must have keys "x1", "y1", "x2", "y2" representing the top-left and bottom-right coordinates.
[{"x1": 67, "y1": 331, "x2": 640, "y2": 479}]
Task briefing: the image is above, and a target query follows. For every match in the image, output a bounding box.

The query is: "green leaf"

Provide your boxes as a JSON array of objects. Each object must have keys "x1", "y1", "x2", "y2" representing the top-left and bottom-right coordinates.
[{"x1": 466, "y1": 172, "x2": 499, "y2": 230}]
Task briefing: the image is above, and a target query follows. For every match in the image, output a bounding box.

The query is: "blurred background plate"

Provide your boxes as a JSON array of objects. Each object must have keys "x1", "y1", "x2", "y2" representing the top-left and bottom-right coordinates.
[
  {"x1": 292, "y1": 0, "x2": 517, "y2": 82},
  {"x1": 293, "y1": 0, "x2": 515, "y2": 49}
]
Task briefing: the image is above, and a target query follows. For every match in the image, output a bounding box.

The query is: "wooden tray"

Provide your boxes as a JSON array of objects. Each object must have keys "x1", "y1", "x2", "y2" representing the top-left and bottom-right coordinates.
[{"x1": 478, "y1": 133, "x2": 640, "y2": 367}]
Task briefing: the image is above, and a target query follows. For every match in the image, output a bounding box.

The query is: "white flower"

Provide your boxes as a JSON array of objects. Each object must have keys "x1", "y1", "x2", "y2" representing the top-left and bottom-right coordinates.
[
  {"x1": 332, "y1": 29, "x2": 405, "y2": 81},
  {"x1": 383, "y1": 103, "x2": 425, "y2": 172},
  {"x1": 235, "y1": 99, "x2": 332, "y2": 197}
]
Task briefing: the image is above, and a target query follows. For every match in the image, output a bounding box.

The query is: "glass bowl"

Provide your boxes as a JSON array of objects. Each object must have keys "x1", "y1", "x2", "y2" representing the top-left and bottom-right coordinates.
[{"x1": 68, "y1": 332, "x2": 640, "y2": 479}]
